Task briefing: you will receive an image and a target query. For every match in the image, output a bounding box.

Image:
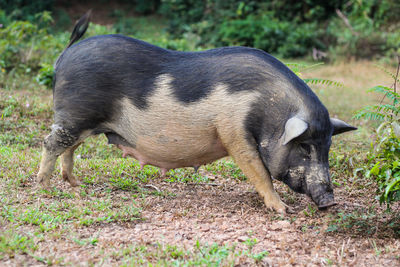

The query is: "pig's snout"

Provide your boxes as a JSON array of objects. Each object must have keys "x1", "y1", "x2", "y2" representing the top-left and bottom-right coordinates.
[{"x1": 308, "y1": 181, "x2": 336, "y2": 210}]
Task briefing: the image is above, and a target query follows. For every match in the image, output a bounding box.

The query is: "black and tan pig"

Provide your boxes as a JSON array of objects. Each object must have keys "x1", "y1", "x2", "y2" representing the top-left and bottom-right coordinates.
[{"x1": 37, "y1": 12, "x2": 356, "y2": 213}]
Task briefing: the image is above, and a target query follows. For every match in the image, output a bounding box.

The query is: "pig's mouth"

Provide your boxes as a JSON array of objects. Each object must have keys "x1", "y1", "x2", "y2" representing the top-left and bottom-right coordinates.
[
  {"x1": 311, "y1": 191, "x2": 337, "y2": 210},
  {"x1": 306, "y1": 181, "x2": 337, "y2": 210}
]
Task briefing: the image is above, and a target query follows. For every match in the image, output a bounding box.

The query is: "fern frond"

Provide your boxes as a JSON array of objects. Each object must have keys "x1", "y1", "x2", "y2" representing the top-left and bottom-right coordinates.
[
  {"x1": 374, "y1": 64, "x2": 400, "y2": 84},
  {"x1": 355, "y1": 112, "x2": 387, "y2": 121},
  {"x1": 303, "y1": 78, "x2": 344, "y2": 87},
  {"x1": 368, "y1": 85, "x2": 399, "y2": 94},
  {"x1": 353, "y1": 106, "x2": 387, "y2": 120},
  {"x1": 285, "y1": 62, "x2": 307, "y2": 76},
  {"x1": 301, "y1": 62, "x2": 324, "y2": 71},
  {"x1": 285, "y1": 62, "x2": 309, "y2": 69},
  {"x1": 368, "y1": 85, "x2": 400, "y2": 104},
  {"x1": 375, "y1": 104, "x2": 399, "y2": 115}
]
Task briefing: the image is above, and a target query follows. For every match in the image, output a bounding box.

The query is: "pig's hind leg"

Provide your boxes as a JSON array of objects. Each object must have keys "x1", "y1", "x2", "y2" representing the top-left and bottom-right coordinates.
[
  {"x1": 60, "y1": 142, "x2": 82, "y2": 186},
  {"x1": 37, "y1": 125, "x2": 86, "y2": 189}
]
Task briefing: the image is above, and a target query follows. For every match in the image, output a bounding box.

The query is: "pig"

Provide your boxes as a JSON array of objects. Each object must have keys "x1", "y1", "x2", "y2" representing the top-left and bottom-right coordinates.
[{"x1": 37, "y1": 11, "x2": 356, "y2": 213}]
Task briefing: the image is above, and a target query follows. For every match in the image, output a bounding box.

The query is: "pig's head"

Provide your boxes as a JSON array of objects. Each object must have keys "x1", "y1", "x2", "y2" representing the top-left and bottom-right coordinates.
[{"x1": 258, "y1": 115, "x2": 356, "y2": 209}]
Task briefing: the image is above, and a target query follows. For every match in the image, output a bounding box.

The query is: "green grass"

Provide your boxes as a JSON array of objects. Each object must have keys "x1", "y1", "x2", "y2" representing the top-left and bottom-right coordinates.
[
  {"x1": 112, "y1": 240, "x2": 268, "y2": 266},
  {"x1": 326, "y1": 208, "x2": 400, "y2": 238},
  {"x1": 0, "y1": 230, "x2": 37, "y2": 260},
  {"x1": 204, "y1": 160, "x2": 246, "y2": 181},
  {"x1": 1, "y1": 191, "x2": 142, "y2": 231}
]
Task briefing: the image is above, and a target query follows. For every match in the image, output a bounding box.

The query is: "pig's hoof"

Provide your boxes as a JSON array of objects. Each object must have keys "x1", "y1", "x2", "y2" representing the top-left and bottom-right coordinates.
[
  {"x1": 318, "y1": 201, "x2": 337, "y2": 210},
  {"x1": 267, "y1": 202, "x2": 287, "y2": 215},
  {"x1": 36, "y1": 175, "x2": 51, "y2": 190},
  {"x1": 62, "y1": 172, "x2": 81, "y2": 187},
  {"x1": 68, "y1": 178, "x2": 81, "y2": 187}
]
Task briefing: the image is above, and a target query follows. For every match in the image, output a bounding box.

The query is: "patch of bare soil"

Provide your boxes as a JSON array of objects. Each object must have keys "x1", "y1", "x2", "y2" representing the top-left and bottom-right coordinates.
[
  {"x1": 5, "y1": 171, "x2": 400, "y2": 266},
  {"x1": 106, "y1": 180, "x2": 400, "y2": 266}
]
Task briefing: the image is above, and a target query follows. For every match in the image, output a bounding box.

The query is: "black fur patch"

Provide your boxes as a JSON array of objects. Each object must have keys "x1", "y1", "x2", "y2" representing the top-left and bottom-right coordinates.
[
  {"x1": 53, "y1": 35, "x2": 169, "y2": 134},
  {"x1": 168, "y1": 47, "x2": 279, "y2": 103},
  {"x1": 245, "y1": 97, "x2": 295, "y2": 146}
]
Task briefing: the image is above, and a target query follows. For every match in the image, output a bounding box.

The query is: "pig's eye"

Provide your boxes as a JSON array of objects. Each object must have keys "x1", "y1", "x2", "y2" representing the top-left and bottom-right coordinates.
[{"x1": 299, "y1": 143, "x2": 311, "y2": 154}]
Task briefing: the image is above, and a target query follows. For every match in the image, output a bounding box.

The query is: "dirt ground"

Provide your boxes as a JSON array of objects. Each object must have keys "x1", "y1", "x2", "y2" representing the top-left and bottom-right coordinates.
[{"x1": 2, "y1": 168, "x2": 399, "y2": 266}]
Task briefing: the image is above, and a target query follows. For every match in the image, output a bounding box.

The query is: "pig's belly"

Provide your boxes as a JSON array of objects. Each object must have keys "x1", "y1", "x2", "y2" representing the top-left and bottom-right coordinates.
[
  {"x1": 117, "y1": 132, "x2": 228, "y2": 169},
  {"x1": 103, "y1": 90, "x2": 237, "y2": 170}
]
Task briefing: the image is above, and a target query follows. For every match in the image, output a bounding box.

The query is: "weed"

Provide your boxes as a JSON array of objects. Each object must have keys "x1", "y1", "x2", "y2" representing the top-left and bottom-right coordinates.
[
  {"x1": 165, "y1": 168, "x2": 209, "y2": 184},
  {"x1": 116, "y1": 241, "x2": 240, "y2": 266},
  {"x1": 243, "y1": 238, "x2": 269, "y2": 264},
  {"x1": 303, "y1": 204, "x2": 317, "y2": 217},
  {"x1": 109, "y1": 175, "x2": 140, "y2": 191},
  {"x1": 72, "y1": 236, "x2": 99, "y2": 247},
  {"x1": 354, "y1": 58, "x2": 400, "y2": 207},
  {"x1": 1, "y1": 194, "x2": 142, "y2": 232},
  {"x1": 325, "y1": 208, "x2": 400, "y2": 238},
  {"x1": 193, "y1": 241, "x2": 235, "y2": 266},
  {"x1": 370, "y1": 239, "x2": 382, "y2": 257},
  {"x1": 205, "y1": 159, "x2": 246, "y2": 181},
  {"x1": 0, "y1": 230, "x2": 37, "y2": 259}
]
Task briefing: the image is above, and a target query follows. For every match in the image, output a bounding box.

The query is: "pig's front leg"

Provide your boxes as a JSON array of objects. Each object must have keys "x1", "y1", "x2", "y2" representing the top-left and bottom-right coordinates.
[
  {"x1": 219, "y1": 129, "x2": 287, "y2": 214},
  {"x1": 232, "y1": 145, "x2": 286, "y2": 214}
]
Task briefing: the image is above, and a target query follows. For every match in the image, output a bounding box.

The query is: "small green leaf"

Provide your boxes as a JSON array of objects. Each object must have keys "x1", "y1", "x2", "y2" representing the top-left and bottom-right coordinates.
[
  {"x1": 369, "y1": 162, "x2": 381, "y2": 176},
  {"x1": 384, "y1": 177, "x2": 400, "y2": 199}
]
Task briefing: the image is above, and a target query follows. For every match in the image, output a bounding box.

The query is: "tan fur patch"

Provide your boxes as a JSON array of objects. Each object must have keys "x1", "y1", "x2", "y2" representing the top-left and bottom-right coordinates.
[{"x1": 104, "y1": 74, "x2": 261, "y2": 168}]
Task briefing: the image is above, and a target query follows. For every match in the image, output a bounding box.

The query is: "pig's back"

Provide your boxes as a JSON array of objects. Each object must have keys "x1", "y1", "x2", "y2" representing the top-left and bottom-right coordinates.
[{"x1": 52, "y1": 35, "x2": 270, "y2": 130}]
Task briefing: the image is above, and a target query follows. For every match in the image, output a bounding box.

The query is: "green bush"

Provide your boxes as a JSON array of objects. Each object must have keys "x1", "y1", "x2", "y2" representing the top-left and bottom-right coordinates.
[
  {"x1": 111, "y1": 10, "x2": 138, "y2": 36},
  {"x1": 159, "y1": 0, "x2": 400, "y2": 59},
  {"x1": 327, "y1": 0, "x2": 400, "y2": 59},
  {"x1": 354, "y1": 61, "x2": 400, "y2": 207},
  {"x1": 0, "y1": 11, "x2": 66, "y2": 73},
  {"x1": 0, "y1": 9, "x2": 11, "y2": 26},
  {"x1": 0, "y1": 10, "x2": 116, "y2": 81},
  {"x1": 218, "y1": 14, "x2": 324, "y2": 58},
  {"x1": 0, "y1": 0, "x2": 53, "y2": 23},
  {"x1": 35, "y1": 63, "x2": 54, "y2": 89},
  {"x1": 159, "y1": 0, "x2": 208, "y2": 36},
  {"x1": 367, "y1": 130, "x2": 400, "y2": 205},
  {"x1": 134, "y1": 0, "x2": 160, "y2": 14},
  {"x1": 159, "y1": 0, "x2": 336, "y2": 57}
]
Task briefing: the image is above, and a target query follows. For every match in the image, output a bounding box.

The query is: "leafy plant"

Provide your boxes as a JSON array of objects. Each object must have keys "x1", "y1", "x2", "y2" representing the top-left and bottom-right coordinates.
[
  {"x1": 243, "y1": 238, "x2": 269, "y2": 264},
  {"x1": 0, "y1": 11, "x2": 65, "y2": 74},
  {"x1": 354, "y1": 57, "x2": 400, "y2": 206},
  {"x1": 35, "y1": 63, "x2": 54, "y2": 89},
  {"x1": 327, "y1": 0, "x2": 400, "y2": 59}
]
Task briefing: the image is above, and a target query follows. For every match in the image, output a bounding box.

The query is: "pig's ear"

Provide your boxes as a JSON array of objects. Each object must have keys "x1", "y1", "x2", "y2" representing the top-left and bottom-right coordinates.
[
  {"x1": 331, "y1": 118, "x2": 357, "y2": 136},
  {"x1": 281, "y1": 117, "x2": 308, "y2": 145}
]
